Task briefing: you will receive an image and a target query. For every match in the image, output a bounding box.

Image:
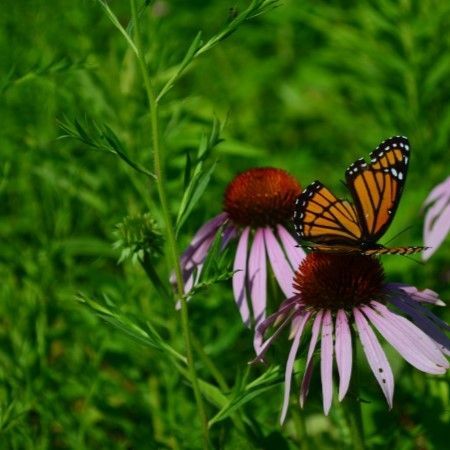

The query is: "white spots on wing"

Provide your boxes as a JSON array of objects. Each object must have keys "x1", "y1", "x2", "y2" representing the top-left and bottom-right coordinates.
[
  {"x1": 385, "y1": 145, "x2": 390, "y2": 150},
  {"x1": 404, "y1": 144, "x2": 410, "y2": 151},
  {"x1": 371, "y1": 158, "x2": 377, "y2": 163},
  {"x1": 361, "y1": 163, "x2": 367, "y2": 168},
  {"x1": 391, "y1": 168, "x2": 398, "y2": 177},
  {"x1": 308, "y1": 191, "x2": 313, "y2": 197},
  {"x1": 378, "y1": 152, "x2": 383, "y2": 157},
  {"x1": 383, "y1": 169, "x2": 389, "y2": 173},
  {"x1": 398, "y1": 172, "x2": 403, "y2": 180},
  {"x1": 404, "y1": 156, "x2": 409, "y2": 164}
]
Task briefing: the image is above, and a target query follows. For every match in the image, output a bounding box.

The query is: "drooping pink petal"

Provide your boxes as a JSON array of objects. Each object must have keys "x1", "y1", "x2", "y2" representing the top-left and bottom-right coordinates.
[
  {"x1": 253, "y1": 305, "x2": 299, "y2": 363},
  {"x1": 183, "y1": 234, "x2": 216, "y2": 289},
  {"x1": 353, "y1": 307, "x2": 394, "y2": 408},
  {"x1": 188, "y1": 213, "x2": 229, "y2": 250},
  {"x1": 300, "y1": 311, "x2": 322, "y2": 407},
  {"x1": 387, "y1": 284, "x2": 445, "y2": 306},
  {"x1": 321, "y1": 310, "x2": 334, "y2": 415},
  {"x1": 362, "y1": 303, "x2": 449, "y2": 374},
  {"x1": 423, "y1": 176, "x2": 450, "y2": 207},
  {"x1": 280, "y1": 312, "x2": 311, "y2": 424},
  {"x1": 222, "y1": 225, "x2": 237, "y2": 249},
  {"x1": 177, "y1": 214, "x2": 231, "y2": 294},
  {"x1": 394, "y1": 290, "x2": 450, "y2": 332},
  {"x1": 264, "y1": 227, "x2": 296, "y2": 297},
  {"x1": 276, "y1": 224, "x2": 305, "y2": 271},
  {"x1": 423, "y1": 203, "x2": 450, "y2": 260},
  {"x1": 335, "y1": 309, "x2": 352, "y2": 401},
  {"x1": 233, "y1": 227, "x2": 251, "y2": 326},
  {"x1": 248, "y1": 228, "x2": 267, "y2": 326},
  {"x1": 390, "y1": 296, "x2": 450, "y2": 354}
]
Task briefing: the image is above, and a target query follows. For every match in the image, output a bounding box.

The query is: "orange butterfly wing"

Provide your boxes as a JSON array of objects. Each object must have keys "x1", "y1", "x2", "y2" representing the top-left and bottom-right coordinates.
[
  {"x1": 293, "y1": 181, "x2": 362, "y2": 245},
  {"x1": 345, "y1": 136, "x2": 409, "y2": 241}
]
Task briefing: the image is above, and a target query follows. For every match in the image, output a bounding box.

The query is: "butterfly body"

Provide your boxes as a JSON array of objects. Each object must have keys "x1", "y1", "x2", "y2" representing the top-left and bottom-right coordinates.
[{"x1": 294, "y1": 136, "x2": 426, "y2": 256}]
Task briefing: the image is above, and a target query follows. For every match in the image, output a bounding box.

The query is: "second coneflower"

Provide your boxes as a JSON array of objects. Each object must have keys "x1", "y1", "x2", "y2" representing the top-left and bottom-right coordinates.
[
  {"x1": 255, "y1": 253, "x2": 450, "y2": 422},
  {"x1": 177, "y1": 167, "x2": 305, "y2": 343}
]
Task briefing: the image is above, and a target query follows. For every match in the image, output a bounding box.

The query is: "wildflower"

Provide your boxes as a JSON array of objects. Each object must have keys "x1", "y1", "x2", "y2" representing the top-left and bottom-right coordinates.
[
  {"x1": 178, "y1": 167, "x2": 305, "y2": 336},
  {"x1": 255, "y1": 253, "x2": 450, "y2": 422},
  {"x1": 423, "y1": 176, "x2": 450, "y2": 260}
]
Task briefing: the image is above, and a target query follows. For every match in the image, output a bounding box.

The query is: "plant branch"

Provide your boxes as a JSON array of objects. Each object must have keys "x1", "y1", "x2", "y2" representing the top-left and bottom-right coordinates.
[{"x1": 128, "y1": 0, "x2": 210, "y2": 447}]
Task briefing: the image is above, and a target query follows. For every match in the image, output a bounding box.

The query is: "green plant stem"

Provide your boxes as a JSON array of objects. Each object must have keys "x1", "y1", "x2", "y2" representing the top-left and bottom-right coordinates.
[
  {"x1": 129, "y1": 1, "x2": 210, "y2": 447},
  {"x1": 342, "y1": 333, "x2": 365, "y2": 450}
]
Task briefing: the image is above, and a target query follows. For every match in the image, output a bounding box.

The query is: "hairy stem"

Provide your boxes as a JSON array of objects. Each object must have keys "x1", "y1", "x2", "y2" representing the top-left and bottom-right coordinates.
[{"x1": 129, "y1": 0, "x2": 210, "y2": 447}]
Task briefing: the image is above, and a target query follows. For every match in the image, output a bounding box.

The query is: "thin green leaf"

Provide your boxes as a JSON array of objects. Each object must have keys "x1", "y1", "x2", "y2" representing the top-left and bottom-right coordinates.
[
  {"x1": 209, "y1": 366, "x2": 284, "y2": 426},
  {"x1": 97, "y1": 0, "x2": 139, "y2": 56}
]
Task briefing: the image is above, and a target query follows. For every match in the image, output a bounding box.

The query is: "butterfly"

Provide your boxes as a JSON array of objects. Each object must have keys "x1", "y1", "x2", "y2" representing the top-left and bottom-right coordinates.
[{"x1": 293, "y1": 136, "x2": 426, "y2": 256}]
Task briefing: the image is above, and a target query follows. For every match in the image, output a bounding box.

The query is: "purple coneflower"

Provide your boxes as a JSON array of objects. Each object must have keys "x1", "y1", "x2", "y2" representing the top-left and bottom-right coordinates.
[
  {"x1": 178, "y1": 167, "x2": 305, "y2": 335},
  {"x1": 255, "y1": 253, "x2": 450, "y2": 423},
  {"x1": 423, "y1": 176, "x2": 450, "y2": 260}
]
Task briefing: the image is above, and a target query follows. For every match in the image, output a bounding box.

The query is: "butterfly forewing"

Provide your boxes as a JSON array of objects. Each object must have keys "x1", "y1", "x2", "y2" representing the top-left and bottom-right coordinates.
[
  {"x1": 345, "y1": 136, "x2": 410, "y2": 241},
  {"x1": 294, "y1": 181, "x2": 361, "y2": 244}
]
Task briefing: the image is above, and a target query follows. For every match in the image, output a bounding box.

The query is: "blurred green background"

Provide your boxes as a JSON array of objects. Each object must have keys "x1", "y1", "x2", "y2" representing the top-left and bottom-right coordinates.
[{"x1": 1, "y1": 0, "x2": 449, "y2": 448}]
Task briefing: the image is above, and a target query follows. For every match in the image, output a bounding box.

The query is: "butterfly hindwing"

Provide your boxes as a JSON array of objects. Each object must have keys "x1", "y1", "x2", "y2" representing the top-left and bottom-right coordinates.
[
  {"x1": 345, "y1": 136, "x2": 409, "y2": 241},
  {"x1": 294, "y1": 181, "x2": 362, "y2": 245}
]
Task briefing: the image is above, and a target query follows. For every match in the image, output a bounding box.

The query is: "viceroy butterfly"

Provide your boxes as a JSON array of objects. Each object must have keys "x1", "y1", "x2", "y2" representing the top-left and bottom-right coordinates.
[{"x1": 293, "y1": 136, "x2": 426, "y2": 256}]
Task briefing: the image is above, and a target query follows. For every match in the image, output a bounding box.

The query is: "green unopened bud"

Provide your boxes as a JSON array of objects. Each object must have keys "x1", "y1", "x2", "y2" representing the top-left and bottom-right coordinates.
[{"x1": 114, "y1": 213, "x2": 163, "y2": 263}]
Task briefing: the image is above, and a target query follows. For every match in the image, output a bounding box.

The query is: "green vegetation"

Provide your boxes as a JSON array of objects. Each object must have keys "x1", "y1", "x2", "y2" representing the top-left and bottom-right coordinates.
[{"x1": 1, "y1": 0, "x2": 449, "y2": 448}]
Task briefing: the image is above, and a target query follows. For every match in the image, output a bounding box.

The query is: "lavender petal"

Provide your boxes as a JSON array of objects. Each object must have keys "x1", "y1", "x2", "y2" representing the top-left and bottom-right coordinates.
[
  {"x1": 248, "y1": 228, "x2": 267, "y2": 327},
  {"x1": 264, "y1": 227, "x2": 296, "y2": 297},
  {"x1": 232, "y1": 227, "x2": 251, "y2": 326},
  {"x1": 354, "y1": 307, "x2": 394, "y2": 408},
  {"x1": 276, "y1": 224, "x2": 305, "y2": 271},
  {"x1": 363, "y1": 303, "x2": 448, "y2": 374},
  {"x1": 321, "y1": 310, "x2": 334, "y2": 415},
  {"x1": 280, "y1": 312, "x2": 310, "y2": 424},
  {"x1": 300, "y1": 311, "x2": 322, "y2": 407},
  {"x1": 335, "y1": 309, "x2": 352, "y2": 401}
]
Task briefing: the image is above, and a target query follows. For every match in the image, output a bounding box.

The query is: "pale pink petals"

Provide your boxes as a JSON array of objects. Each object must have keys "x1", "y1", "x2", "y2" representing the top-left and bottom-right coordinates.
[
  {"x1": 280, "y1": 312, "x2": 310, "y2": 424},
  {"x1": 354, "y1": 308, "x2": 394, "y2": 408},
  {"x1": 264, "y1": 227, "x2": 296, "y2": 298},
  {"x1": 248, "y1": 229, "x2": 267, "y2": 352},
  {"x1": 300, "y1": 311, "x2": 322, "y2": 407},
  {"x1": 248, "y1": 229, "x2": 267, "y2": 326},
  {"x1": 320, "y1": 310, "x2": 334, "y2": 415},
  {"x1": 363, "y1": 303, "x2": 448, "y2": 374},
  {"x1": 233, "y1": 227, "x2": 251, "y2": 326},
  {"x1": 335, "y1": 310, "x2": 352, "y2": 401},
  {"x1": 276, "y1": 224, "x2": 305, "y2": 271},
  {"x1": 423, "y1": 177, "x2": 450, "y2": 260}
]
